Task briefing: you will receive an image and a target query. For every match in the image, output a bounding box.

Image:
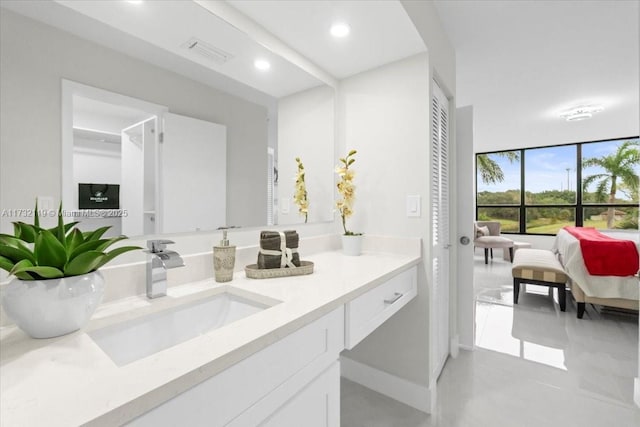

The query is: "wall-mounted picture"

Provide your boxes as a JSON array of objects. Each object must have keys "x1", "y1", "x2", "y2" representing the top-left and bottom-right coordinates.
[{"x1": 78, "y1": 183, "x2": 120, "y2": 209}]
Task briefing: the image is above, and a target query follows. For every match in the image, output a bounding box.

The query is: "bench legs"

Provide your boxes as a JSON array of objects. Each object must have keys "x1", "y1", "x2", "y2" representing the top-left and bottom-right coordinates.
[
  {"x1": 577, "y1": 302, "x2": 585, "y2": 319},
  {"x1": 558, "y1": 285, "x2": 566, "y2": 312},
  {"x1": 513, "y1": 277, "x2": 566, "y2": 312}
]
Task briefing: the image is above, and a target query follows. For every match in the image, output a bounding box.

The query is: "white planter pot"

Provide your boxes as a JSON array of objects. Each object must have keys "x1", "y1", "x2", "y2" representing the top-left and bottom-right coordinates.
[
  {"x1": 341, "y1": 234, "x2": 363, "y2": 256},
  {"x1": 1, "y1": 271, "x2": 105, "y2": 339}
]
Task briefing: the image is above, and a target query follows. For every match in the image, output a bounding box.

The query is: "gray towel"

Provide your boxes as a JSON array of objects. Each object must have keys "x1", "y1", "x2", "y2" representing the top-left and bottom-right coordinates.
[{"x1": 257, "y1": 230, "x2": 301, "y2": 269}]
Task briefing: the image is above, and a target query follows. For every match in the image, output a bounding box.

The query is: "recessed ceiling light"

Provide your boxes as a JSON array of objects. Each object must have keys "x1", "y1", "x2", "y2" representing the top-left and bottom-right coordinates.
[
  {"x1": 254, "y1": 59, "x2": 271, "y2": 71},
  {"x1": 126, "y1": 0, "x2": 144, "y2": 4},
  {"x1": 330, "y1": 23, "x2": 350, "y2": 38},
  {"x1": 559, "y1": 104, "x2": 603, "y2": 122}
]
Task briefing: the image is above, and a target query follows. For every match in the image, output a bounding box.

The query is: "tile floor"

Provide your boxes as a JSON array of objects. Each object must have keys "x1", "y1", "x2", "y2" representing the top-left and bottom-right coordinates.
[{"x1": 341, "y1": 252, "x2": 640, "y2": 426}]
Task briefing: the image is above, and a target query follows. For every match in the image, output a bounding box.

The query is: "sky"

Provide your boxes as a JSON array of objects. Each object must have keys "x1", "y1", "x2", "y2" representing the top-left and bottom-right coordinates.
[{"x1": 477, "y1": 138, "x2": 639, "y2": 200}]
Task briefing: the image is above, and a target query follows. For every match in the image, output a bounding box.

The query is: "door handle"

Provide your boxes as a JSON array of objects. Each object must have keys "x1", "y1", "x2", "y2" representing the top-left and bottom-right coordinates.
[{"x1": 460, "y1": 236, "x2": 471, "y2": 245}]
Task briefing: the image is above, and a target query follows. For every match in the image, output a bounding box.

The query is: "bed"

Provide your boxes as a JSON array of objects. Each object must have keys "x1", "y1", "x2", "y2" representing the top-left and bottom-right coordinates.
[{"x1": 552, "y1": 228, "x2": 639, "y2": 318}]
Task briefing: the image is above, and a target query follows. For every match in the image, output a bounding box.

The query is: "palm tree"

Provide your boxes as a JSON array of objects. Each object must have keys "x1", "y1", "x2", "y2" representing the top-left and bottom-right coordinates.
[
  {"x1": 582, "y1": 140, "x2": 639, "y2": 228},
  {"x1": 477, "y1": 151, "x2": 520, "y2": 184}
]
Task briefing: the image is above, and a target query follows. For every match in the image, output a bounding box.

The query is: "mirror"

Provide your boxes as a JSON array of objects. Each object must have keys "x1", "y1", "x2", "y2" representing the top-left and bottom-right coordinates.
[{"x1": 2, "y1": 0, "x2": 335, "y2": 237}]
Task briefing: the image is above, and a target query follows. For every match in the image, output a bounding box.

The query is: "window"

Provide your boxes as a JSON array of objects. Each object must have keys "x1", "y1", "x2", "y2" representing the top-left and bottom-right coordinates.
[
  {"x1": 476, "y1": 137, "x2": 639, "y2": 235},
  {"x1": 525, "y1": 145, "x2": 576, "y2": 205},
  {"x1": 476, "y1": 151, "x2": 520, "y2": 232}
]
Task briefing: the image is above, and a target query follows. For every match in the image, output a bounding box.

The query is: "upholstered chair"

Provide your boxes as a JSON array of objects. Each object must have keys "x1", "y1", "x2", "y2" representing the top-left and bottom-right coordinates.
[{"x1": 474, "y1": 221, "x2": 514, "y2": 264}]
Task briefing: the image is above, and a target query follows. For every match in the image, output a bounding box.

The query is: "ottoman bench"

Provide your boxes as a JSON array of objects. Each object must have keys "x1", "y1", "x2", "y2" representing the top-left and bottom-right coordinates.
[
  {"x1": 512, "y1": 249, "x2": 568, "y2": 311},
  {"x1": 503, "y1": 241, "x2": 532, "y2": 261}
]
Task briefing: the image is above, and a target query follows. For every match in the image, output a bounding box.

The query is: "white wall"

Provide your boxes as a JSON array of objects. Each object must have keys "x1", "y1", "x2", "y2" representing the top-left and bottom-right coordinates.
[
  {"x1": 72, "y1": 138, "x2": 123, "y2": 236},
  {"x1": 338, "y1": 54, "x2": 431, "y2": 387},
  {"x1": 73, "y1": 140, "x2": 121, "y2": 186},
  {"x1": 277, "y1": 85, "x2": 334, "y2": 225},
  {"x1": 337, "y1": 1, "x2": 457, "y2": 411},
  {"x1": 401, "y1": 0, "x2": 457, "y2": 410},
  {"x1": 0, "y1": 10, "x2": 267, "y2": 233},
  {"x1": 73, "y1": 142, "x2": 122, "y2": 211},
  {"x1": 401, "y1": 0, "x2": 456, "y2": 96}
]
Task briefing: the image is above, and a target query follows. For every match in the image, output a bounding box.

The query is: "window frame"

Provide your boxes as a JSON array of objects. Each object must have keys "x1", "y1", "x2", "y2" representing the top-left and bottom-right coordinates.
[{"x1": 475, "y1": 136, "x2": 640, "y2": 236}]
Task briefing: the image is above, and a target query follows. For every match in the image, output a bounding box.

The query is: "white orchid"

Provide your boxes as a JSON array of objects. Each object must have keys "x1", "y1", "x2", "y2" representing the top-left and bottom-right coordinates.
[
  {"x1": 293, "y1": 157, "x2": 308, "y2": 223},
  {"x1": 335, "y1": 149, "x2": 360, "y2": 235}
]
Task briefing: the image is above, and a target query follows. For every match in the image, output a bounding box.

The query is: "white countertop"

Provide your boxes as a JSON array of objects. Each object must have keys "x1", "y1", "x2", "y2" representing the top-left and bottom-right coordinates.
[{"x1": 0, "y1": 246, "x2": 420, "y2": 426}]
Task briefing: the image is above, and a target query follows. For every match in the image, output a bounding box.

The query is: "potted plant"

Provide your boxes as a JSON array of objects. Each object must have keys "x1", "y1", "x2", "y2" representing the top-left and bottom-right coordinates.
[
  {"x1": 293, "y1": 157, "x2": 309, "y2": 223},
  {"x1": 336, "y1": 149, "x2": 363, "y2": 255},
  {"x1": 0, "y1": 202, "x2": 140, "y2": 338}
]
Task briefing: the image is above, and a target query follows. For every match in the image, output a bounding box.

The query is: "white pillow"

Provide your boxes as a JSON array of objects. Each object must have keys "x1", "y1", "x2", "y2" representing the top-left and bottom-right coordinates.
[{"x1": 477, "y1": 226, "x2": 490, "y2": 238}]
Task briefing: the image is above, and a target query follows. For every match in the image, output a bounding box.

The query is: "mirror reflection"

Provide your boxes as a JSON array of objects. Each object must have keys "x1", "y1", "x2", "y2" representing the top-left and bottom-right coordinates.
[{"x1": 6, "y1": 0, "x2": 335, "y2": 237}]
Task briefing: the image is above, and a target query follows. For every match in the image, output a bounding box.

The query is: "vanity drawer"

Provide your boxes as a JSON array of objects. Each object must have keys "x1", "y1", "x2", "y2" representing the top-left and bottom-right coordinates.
[{"x1": 345, "y1": 266, "x2": 417, "y2": 349}]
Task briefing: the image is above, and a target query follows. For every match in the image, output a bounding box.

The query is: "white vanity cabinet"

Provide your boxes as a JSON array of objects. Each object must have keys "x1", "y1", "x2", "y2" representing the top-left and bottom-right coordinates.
[
  {"x1": 1, "y1": 242, "x2": 422, "y2": 427},
  {"x1": 127, "y1": 266, "x2": 417, "y2": 427},
  {"x1": 128, "y1": 308, "x2": 344, "y2": 427},
  {"x1": 229, "y1": 362, "x2": 340, "y2": 427}
]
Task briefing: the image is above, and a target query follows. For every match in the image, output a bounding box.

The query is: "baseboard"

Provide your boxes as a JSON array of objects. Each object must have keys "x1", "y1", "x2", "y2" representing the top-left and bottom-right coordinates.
[
  {"x1": 340, "y1": 356, "x2": 431, "y2": 413},
  {"x1": 449, "y1": 335, "x2": 475, "y2": 356},
  {"x1": 634, "y1": 377, "x2": 640, "y2": 408}
]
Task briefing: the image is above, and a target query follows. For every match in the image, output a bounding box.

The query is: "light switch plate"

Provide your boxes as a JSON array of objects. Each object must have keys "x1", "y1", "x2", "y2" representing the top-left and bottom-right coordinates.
[
  {"x1": 281, "y1": 198, "x2": 290, "y2": 214},
  {"x1": 406, "y1": 195, "x2": 421, "y2": 217}
]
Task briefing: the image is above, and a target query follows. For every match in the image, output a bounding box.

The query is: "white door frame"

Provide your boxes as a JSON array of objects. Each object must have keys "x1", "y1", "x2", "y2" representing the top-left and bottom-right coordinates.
[{"x1": 454, "y1": 105, "x2": 475, "y2": 350}]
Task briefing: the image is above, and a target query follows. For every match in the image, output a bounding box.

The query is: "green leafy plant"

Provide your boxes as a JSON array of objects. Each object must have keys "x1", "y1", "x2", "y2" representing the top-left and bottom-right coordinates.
[{"x1": 0, "y1": 202, "x2": 140, "y2": 280}]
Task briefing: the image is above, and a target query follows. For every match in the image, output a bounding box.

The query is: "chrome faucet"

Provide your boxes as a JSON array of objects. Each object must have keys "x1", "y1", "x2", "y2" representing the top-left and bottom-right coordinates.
[{"x1": 146, "y1": 239, "x2": 185, "y2": 299}]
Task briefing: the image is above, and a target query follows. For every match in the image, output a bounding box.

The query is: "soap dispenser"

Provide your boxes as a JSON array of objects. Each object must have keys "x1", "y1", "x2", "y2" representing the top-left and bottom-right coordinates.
[{"x1": 213, "y1": 229, "x2": 236, "y2": 283}]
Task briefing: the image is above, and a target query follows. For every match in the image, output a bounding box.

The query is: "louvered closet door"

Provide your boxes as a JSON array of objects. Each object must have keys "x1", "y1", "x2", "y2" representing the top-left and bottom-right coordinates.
[{"x1": 431, "y1": 81, "x2": 451, "y2": 377}]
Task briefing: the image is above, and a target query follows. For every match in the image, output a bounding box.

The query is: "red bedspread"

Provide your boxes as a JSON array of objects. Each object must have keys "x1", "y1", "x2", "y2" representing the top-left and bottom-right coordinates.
[{"x1": 564, "y1": 227, "x2": 639, "y2": 276}]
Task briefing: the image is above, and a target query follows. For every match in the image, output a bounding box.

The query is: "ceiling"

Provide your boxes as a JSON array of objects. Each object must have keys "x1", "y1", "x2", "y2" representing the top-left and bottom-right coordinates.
[
  {"x1": 227, "y1": 0, "x2": 426, "y2": 79},
  {"x1": 6, "y1": 0, "x2": 630, "y2": 154},
  {"x1": 1, "y1": 0, "x2": 321, "y2": 99},
  {"x1": 1, "y1": 0, "x2": 426, "y2": 102},
  {"x1": 434, "y1": 0, "x2": 639, "y2": 152}
]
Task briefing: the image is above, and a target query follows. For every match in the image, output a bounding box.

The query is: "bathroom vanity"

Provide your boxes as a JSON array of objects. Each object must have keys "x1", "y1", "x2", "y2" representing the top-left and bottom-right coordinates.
[{"x1": 0, "y1": 238, "x2": 420, "y2": 426}]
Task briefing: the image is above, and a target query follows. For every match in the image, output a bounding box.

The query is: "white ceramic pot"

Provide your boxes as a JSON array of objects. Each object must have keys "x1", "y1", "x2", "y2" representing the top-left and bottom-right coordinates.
[
  {"x1": 341, "y1": 234, "x2": 363, "y2": 256},
  {"x1": 1, "y1": 271, "x2": 105, "y2": 339}
]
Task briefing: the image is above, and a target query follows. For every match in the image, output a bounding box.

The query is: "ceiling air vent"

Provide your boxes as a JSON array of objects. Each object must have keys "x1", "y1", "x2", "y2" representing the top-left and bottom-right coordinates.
[{"x1": 182, "y1": 37, "x2": 233, "y2": 65}]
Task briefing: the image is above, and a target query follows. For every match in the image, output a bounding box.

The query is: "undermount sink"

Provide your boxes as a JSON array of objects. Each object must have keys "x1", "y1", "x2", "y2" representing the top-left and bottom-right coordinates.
[{"x1": 89, "y1": 288, "x2": 279, "y2": 367}]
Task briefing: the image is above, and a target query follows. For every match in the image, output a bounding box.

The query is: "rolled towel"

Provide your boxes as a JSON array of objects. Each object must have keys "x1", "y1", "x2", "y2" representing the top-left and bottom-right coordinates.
[{"x1": 257, "y1": 230, "x2": 301, "y2": 269}]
